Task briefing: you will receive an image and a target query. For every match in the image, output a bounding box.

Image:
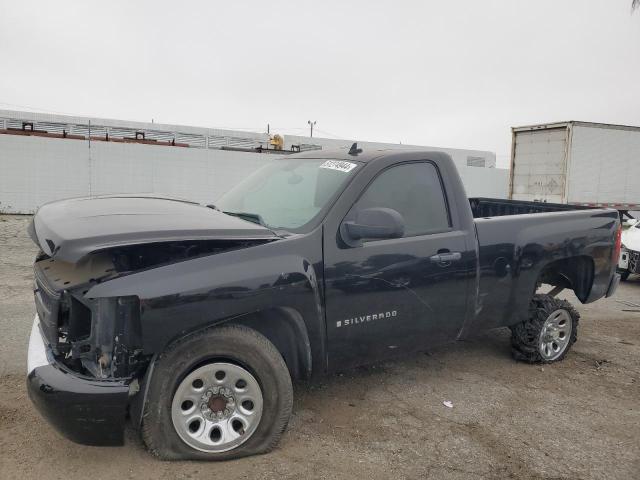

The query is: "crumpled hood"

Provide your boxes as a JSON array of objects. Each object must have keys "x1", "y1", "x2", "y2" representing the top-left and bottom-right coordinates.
[
  {"x1": 622, "y1": 226, "x2": 640, "y2": 252},
  {"x1": 28, "y1": 194, "x2": 277, "y2": 263}
]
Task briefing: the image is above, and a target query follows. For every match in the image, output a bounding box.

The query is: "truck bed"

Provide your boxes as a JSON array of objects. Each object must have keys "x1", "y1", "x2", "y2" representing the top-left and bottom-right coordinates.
[
  {"x1": 469, "y1": 198, "x2": 619, "y2": 333},
  {"x1": 469, "y1": 197, "x2": 590, "y2": 218}
]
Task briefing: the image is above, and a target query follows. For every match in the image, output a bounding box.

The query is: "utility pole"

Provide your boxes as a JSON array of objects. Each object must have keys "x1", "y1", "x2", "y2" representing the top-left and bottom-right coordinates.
[{"x1": 308, "y1": 120, "x2": 316, "y2": 138}]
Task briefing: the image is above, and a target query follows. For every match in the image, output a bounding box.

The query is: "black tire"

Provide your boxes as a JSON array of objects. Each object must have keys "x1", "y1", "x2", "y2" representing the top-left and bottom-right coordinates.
[
  {"x1": 141, "y1": 325, "x2": 293, "y2": 460},
  {"x1": 510, "y1": 294, "x2": 579, "y2": 364},
  {"x1": 620, "y1": 271, "x2": 630, "y2": 281}
]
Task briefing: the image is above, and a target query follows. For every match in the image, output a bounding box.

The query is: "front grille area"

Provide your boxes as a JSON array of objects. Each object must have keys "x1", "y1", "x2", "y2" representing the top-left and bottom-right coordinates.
[
  {"x1": 34, "y1": 269, "x2": 61, "y2": 351},
  {"x1": 629, "y1": 250, "x2": 640, "y2": 274}
]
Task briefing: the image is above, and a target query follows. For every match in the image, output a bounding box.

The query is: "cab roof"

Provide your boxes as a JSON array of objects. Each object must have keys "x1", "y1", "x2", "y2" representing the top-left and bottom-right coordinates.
[{"x1": 287, "y1": 147, "x2": 451, "y2": 164}]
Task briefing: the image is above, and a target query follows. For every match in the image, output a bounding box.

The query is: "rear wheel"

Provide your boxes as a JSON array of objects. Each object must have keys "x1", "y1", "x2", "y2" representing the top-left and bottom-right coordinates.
[
  {"x1": 510, "y1": 294, "x2": 579, "y2": 363},
  {"x1": 142, "y1": 325, "x2": 293, "y2": 460},
  {"x1": 620, "y1": 271, "x2": 630, "y2": 281}
]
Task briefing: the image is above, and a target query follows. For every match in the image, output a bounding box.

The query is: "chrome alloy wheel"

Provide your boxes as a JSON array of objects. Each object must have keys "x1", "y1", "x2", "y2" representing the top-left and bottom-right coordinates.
[
  {"x1": 171, "y1": 362, "x2": 263, "y2": 453},
  {"x1": 538, "y1": 309, "x2": 573, "y2": 361}
]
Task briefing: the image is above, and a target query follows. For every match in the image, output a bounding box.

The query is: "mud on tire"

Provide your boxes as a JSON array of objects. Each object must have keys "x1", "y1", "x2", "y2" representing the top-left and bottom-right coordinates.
[{"x1": 510, "y1": 294, "x2": 579, "y2": 364}]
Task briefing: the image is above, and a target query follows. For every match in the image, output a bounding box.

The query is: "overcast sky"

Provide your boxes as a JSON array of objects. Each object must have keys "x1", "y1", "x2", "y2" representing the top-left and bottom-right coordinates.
[{"x1": 1, "y1": 0, "x2": 639, "y2": 167}]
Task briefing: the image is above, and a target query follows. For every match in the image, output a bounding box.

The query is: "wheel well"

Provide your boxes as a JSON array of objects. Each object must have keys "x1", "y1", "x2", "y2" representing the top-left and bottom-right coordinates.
[
  {"x1": 130, "y1": 310, "x2": 310, "y2": 430},
  {"x1": 537, "y1": 256, "x2": 594, "y2": 302},
  {"x1": 230, "y1": 307, "x2": 312, "y2": 381}
]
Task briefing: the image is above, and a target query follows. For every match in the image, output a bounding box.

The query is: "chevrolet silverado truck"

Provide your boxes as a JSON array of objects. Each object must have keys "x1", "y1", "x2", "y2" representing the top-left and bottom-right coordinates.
[{"x1": 27, "y1": 146, "x2": 622, "y2": 460}]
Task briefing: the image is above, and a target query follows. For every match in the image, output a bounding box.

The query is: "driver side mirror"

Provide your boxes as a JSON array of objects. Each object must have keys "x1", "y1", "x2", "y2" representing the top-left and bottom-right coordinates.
[{"x1": 340, "y1": 207, "x2": 405, "y2": 247}]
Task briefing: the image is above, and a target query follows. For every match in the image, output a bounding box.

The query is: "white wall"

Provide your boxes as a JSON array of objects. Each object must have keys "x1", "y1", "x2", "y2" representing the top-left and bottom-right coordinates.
[
  {"x1": 0, "y1": 133, "x2": 508, "y2": 214},
  {"x1": 0, "y1": 134, "x2": 278, "y2": 213},
  {"x1": 456, "y1": 164, "x2": 509, "y2": 198}
]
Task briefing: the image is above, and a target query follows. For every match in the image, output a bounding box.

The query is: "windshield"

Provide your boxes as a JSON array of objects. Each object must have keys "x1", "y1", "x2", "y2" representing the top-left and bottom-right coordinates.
[{"x1": 215, "y1": 158, "x2": 360, "y2": 230}]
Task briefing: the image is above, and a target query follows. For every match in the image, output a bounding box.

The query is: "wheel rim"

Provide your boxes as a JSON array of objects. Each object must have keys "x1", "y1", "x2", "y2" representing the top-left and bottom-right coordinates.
[
  {"x1": 171, "y1": 362, "x2": 263, "y2": 453},
  {"x1": 538, "y1": 309, "x2": 572, "y2": 361}
]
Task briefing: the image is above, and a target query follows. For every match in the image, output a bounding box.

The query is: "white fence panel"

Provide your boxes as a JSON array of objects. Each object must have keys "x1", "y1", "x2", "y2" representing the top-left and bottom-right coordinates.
[{"x1": 1, "y1": 134, "x2": 507, "y2": 214}]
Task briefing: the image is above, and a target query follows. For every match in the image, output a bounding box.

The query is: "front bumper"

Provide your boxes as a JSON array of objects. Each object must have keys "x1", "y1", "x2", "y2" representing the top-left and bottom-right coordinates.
[{"x1": 26, "y1": 315, "x2": 130, "y2": 446}]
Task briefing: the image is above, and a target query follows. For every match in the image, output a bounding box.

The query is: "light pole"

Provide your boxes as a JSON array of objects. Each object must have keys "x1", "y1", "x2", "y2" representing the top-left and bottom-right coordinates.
[{"x1": 308, "y1": 120, "x2": 316, "y2": 138}]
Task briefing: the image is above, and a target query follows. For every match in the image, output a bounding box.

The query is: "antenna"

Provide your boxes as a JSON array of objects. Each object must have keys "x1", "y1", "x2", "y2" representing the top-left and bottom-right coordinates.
[
  {"x1": 307, "y1": 120, "x2": 316, "y2": 137},
  {"x1": 348, "y1": 142, "x2": 362, "y2": 156}
]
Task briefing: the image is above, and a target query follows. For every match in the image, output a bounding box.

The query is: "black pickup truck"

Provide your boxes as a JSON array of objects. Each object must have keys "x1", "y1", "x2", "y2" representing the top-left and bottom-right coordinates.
[{"x1": 27, "y1": 147, "x2": 621, "y2": 460}]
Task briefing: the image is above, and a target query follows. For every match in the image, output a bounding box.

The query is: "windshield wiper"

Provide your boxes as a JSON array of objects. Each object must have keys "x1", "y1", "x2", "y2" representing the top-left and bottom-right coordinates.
[
  {"x1": 220, "y1": 210, "x2": 287, "y2": 238},
  {"x1": 223, "y1": 211, "x2": 267, "y2": 227}
]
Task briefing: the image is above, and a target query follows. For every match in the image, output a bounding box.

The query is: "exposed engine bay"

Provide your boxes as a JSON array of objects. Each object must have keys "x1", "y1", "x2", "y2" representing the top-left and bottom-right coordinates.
[{"x1": 33, "y1": 238, "x2": 273, "y2": 380}]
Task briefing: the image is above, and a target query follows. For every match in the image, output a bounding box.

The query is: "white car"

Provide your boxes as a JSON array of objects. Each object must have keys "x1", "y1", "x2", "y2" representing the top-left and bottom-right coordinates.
[{"x1": 618, "y1": 218, "x2": 640, "y2": 281}]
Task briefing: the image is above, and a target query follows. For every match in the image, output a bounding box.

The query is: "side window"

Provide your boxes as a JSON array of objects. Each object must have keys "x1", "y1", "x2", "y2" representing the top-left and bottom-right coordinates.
[{"x1": 355, "y1": 162, "x2": 450, "y2": 237}]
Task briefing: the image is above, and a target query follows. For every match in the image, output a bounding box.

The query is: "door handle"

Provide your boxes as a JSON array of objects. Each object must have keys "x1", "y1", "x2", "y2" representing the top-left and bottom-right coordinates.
[{"x1": 430, "y1": 252, "x2": 462, "y2": 264}]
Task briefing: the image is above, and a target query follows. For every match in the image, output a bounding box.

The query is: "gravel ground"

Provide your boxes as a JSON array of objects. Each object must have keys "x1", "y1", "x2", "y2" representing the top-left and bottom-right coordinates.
[{"x1": 1, "y1": 214, "x2": 639, "y2": 480}]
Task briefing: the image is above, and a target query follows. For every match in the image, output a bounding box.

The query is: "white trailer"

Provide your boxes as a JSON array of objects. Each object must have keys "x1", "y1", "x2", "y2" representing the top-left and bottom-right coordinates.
[{"x1": 509, "y1": 121, "x2": 640, "y2": 214}]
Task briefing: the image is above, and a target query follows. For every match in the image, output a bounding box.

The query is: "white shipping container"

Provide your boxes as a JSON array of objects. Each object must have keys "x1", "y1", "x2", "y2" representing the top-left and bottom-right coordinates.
[{"x1": 509, "y1": 121, "x2": 640, "y2": 209}]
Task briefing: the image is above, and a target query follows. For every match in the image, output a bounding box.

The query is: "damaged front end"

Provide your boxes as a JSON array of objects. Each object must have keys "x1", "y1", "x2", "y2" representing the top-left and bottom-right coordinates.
[
  {"x1": 34, "y1": 238, "x2": 271, "y2": 379},
  {"x1": 33, "y1": 250, "x2": 146, "y2": 380},
  {"x1": 28, "y1": 249, "x2": 147, "y2": 446},
  {"x1": 26, "y1": 195, "x2": 281, "y2": 445},
  {"x1": 28, "y1": 237, "x2": 273, "y2": 446}
]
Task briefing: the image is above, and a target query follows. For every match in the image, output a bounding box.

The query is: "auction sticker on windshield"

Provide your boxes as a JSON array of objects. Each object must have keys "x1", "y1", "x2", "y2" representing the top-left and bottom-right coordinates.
[{"x1": 319, "y1": 160, "x2": 357, "y2": 173}]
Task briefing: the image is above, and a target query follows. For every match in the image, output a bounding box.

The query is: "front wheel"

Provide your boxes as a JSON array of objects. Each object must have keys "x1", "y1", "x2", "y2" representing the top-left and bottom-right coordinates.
[
  {"x1": 620, "y1": 270, "x2": 630, "y2": 282},
  {"x1": 510, "y1": 294, "x2": 579, "y2": 363},
  {"x1": 142, "y1": 325, "x2": 293, "y2": 460},
  {"x1": 170, "y1": 362, "x2": 264, "y2": 453}
]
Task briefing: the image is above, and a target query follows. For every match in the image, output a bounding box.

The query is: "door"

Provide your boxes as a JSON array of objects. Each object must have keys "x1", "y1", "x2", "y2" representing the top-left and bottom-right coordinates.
[
  {"x1": 511, "y1": 127, "x2": 568, "y2": 203},
  {"x1": 324, "y1": 161, "x2": 470, "y2": 370}
]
